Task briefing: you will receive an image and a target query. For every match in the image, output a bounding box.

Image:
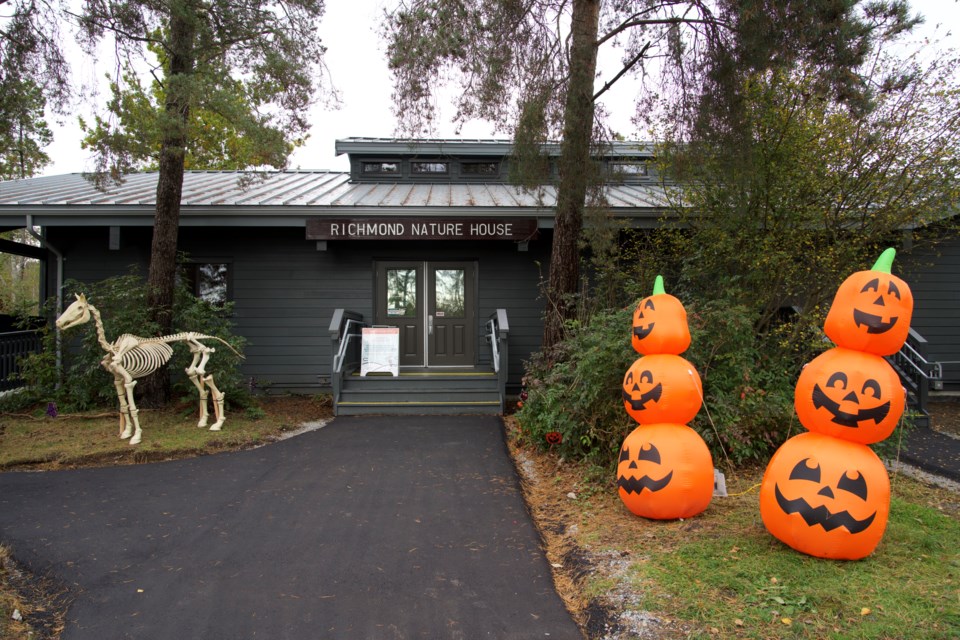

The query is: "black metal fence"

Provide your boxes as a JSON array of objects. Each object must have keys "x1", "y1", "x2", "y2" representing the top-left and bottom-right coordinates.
[{"x1": 0, "y1": 329, "x2": 42, "y2": 391}]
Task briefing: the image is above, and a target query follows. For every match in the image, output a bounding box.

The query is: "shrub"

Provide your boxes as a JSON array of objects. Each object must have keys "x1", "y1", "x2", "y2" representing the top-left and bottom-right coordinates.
[
  {"x1": 517, "y1": 296, "x2": 802, "y2": 469},
  {"x1": 516, "y1": 307, "x2": 636, "y2": 464},
  {"x1": 2, "y1": 269, "x2": 250, "y2": 412}
]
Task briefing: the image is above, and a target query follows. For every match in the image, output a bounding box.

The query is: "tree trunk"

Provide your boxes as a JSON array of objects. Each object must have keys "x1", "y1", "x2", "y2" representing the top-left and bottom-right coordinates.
[
  {"x1": 542, "y1": 0, "x2": 600, "y2": 355},
  {"x1": 141, "y1": 6, "x2": 195, "y2": 407}
]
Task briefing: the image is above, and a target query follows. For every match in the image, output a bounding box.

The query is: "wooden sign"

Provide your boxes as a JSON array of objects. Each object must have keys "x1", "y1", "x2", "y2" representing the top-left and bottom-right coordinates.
[{"x1": 306, "y1": 217, "x2": 538, "y2": 241}]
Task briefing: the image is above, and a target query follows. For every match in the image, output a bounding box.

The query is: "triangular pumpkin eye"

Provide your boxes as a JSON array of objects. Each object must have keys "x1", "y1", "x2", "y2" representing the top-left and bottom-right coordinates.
[
  {"x1": 619, "y1": 446, "x2": 631, "y2": 463},
  {"x1": 860, "y1": 277, "x2": 880, "y2": 293},
  {"x1": 838, "y1": 471, "x2": 868, "y2": 500},
  {"x1": 789, "y1": 458, "x2": 821, "y2": 482},
  {"x1": 638, "y1": 443, "x2": 661, "y2": 464},
  {"x1": 644, "y1": 299, "x2": 655, "y2": 310}
]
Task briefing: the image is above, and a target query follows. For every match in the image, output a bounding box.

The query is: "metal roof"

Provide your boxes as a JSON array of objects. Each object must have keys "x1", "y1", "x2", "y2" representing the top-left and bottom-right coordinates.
[{"x1": 0, "y1": 169, "x2": 671, "y2": 229}]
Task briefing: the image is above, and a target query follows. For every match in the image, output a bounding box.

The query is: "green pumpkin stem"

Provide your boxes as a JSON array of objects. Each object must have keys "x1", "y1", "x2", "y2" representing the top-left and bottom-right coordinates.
[
  {"x1": 871, "y1": 248, "x2": 896, "y2": 274},
  {"x1": 653, "y1": 275, "x2": 666, "y2": 296}
]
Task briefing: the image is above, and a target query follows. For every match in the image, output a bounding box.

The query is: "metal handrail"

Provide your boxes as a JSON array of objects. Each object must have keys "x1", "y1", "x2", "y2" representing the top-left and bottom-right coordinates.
[
  {"x1": 328, "y1": 310, "x2": 366, "y2": 414},
  {"x1": 333, "y1": 319, "x2": 365, "y2": 374},
  {"x1": 487, "y1": 309, "x2": 509, "y2": 413},
  {"x1": 486, "y1": 318, "x2": 500, "y2": 373}
]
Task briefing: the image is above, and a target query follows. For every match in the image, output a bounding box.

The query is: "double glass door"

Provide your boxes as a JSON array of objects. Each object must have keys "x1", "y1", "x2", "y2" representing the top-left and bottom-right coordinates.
[{"x1": 375, "y1": 261, "x2": 477, "y2": 367}]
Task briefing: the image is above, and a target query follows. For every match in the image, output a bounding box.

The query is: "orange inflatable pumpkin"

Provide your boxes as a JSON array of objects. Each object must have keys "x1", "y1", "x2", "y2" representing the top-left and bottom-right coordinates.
[
  {"x1": 824, "y1": 248, "x2": 913, "y2": 356},
  {"x1": 632, "y1": 275, "x2": 691, "y2": 355},
  {"x1": 622, "y1": 354, "x2": 703, "y2": 425},
  {"x1": 760, "y1": 432, "x2": 889, "y2": 560},
  {"x1": 617, "y1": 423, "x2": 714, "y2": 520},
  {"x1": 794, "y1": 347, "x2": 905, "y2": 444}
]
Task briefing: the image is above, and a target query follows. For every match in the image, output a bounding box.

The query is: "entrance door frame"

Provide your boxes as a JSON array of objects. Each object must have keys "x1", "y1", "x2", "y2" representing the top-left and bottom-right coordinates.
[{"x1": 374, "y1": 259, "x2": 478, "y2": 368}]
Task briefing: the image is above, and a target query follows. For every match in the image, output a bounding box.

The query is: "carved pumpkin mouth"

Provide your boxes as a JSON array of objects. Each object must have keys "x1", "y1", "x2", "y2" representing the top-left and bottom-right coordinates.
[
  {"x1": 622, "y1": 383, "x2": 663, "y2": 411},
  {"x1": 812, "y1": 384, "x2": 890, "y2": 427},
  {"x1": 633, "y1": 322, "x2": 655, "y2": 340},
  {"x1": 617, "y1": 471, "x2": 674, "y2": 494},
  {"x1": 853, "y1": 308, "x2": 898, "y2": 334},
  {"x1": 774, "y1": 484, "x2": 877, "y2": 534}
]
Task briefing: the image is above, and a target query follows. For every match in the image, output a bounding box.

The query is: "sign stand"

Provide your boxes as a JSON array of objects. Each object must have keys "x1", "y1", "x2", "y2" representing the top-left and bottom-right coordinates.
[{"x1": 360, "y1": 327, "x2": 399, "y2": 377}]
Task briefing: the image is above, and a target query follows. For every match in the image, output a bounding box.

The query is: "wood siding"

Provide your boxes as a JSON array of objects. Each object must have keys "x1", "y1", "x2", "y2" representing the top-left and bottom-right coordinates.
[
  {"x1": 48, "y1": 226, "x2": 548, "y2": 392},
  {"x1": 902, "y1": 235, "x2": 960, "y2": 388}
]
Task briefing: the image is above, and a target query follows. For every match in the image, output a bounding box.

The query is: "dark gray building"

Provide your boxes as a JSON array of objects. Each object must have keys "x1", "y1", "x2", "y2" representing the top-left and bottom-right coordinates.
[
  {"x1": 0, "y1": 138, "x2": 670, "y2": 414},
  {"x1": 2, "y1": 138, "x2": 955, "y2": 413}
]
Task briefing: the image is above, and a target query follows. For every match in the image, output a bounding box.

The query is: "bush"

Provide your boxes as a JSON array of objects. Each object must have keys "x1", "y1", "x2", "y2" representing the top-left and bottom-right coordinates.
[
  {"x1": 516, "y1": 307, "x2": 637, "y2": 464},
  {"x1": 517, "y1": 296, "x2": 803, "y2": 469},
  {"x1": 2, "y1": 269, "x2": 250, "y2": 412}
]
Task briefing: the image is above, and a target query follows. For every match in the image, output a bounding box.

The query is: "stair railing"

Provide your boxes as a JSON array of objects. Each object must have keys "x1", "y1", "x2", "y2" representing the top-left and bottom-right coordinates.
[
  {"x1": 486, "y1": 309, "x2": 509, "y2": 413},
  {"x1": 888, "y1": 328, "x2": 941, "y2": 427},
  {"x1": 0, "y1": 329, "x2": 42, "y2": 392},
  {"x1": 329, "y1": 309, "x2": 366, "y2": 413}
]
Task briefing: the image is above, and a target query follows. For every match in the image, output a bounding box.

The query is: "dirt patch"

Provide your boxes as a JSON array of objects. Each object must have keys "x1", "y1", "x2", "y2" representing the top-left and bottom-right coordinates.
[{"x1": 0, "y1": 547, "x2": 71, "y2": 640}]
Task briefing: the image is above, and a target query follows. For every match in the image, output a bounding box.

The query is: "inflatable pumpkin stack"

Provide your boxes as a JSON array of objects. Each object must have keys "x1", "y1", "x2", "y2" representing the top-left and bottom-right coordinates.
[
  {"x1": 616, "y1": 276, "x2": 714, "y2": 520},
  {"x1": 760, "y1": 249, "x2": 912, "y2": 560}
]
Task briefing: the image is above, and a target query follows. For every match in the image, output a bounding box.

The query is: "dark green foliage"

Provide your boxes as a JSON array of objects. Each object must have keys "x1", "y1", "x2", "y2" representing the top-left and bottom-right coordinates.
[
  {"x1": 684, "y1": 297, "x2": 798, "y2": 466},
  {"x1": 516, "y1": 308, "x2": 636, "y2": 464},
  {"x1": 3, "y1": 269, "x2": 250, "y2": 412},
  {"x1": 516, "y1": 294, "x2": 802, "y2": 468}
]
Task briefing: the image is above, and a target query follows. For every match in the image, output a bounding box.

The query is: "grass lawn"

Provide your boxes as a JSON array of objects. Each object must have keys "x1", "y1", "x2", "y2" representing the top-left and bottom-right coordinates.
[{"x1": 0, "y1": 395, "x2": 330, "y2": 471}]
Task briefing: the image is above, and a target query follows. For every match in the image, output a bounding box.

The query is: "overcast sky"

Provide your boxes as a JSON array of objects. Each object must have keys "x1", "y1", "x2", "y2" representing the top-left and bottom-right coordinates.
[{"x1": 39, "y1": 0, "x2": 960, "y2": 177}]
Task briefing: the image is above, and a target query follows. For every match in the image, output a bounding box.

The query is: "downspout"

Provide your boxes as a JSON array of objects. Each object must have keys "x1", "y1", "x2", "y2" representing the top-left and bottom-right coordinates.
[{"x1": 26, "y1": 215, "x2": 64, "y2": 376}]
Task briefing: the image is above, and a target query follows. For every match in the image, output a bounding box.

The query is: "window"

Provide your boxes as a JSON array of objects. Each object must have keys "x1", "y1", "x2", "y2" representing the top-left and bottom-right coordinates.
[
  {"x1": 434, "y1": 269, "x2": 465, "y2": 317},
  {"x1": 461, "y1": 162, "x2": 499, "y2": 176},
  {"x1": 610, "y1": 161, "x2": 649, "y2": 177},
  {"x1": 183, "y1": 262, "x2": 231, "y2": 306},
  {"x1": 386, "y1": 268, "x2": 418, "y2": 317},
  {"x1": 362, "y1": 161, "x2": 400, "y2": 174},
  {"x1": 411, "y1": 161, "x2": 449, "y2": 175}
]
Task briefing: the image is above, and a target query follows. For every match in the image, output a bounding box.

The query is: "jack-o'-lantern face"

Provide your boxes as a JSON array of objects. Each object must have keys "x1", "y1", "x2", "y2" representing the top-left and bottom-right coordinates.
[
  {"x1": 760, "y1": 432, "x2": 889, "y2": 560},
  {"x1": 622, "y1": 354, "x2": 702, "y2": 425},
  {"x1": 795, "y1": 347, "x2": 904, "y2": 444},
  {"x1": 631, "y1": 276, "x2": 691, "y2": 355},
  {"x1": 824, "y1": 249, "x2": 913, "y2": 356},
  {"x1": 616, "y1": 423, "x2": 714, "y2": 520}
]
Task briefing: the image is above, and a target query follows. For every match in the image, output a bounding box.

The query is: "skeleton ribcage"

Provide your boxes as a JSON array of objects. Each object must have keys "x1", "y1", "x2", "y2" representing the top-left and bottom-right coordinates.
[{"x1": 120, "y1": 342, "x2": 175, "y2": 379}]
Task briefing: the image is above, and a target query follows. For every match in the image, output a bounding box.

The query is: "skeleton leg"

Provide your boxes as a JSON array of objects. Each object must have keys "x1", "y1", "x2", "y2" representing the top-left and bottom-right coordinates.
[
  {"x1": 185, "y1": 348, "x2": 211, "y2": 428},
  {"x1": 203, "y1": 374, "x2": 227, "y2": 431},
  {"x1": 120, "y1": 376, "x2": 142, "y2": 445},
  {"x1": 113, "y1": 377, "x2": 132, "y2": 439}
]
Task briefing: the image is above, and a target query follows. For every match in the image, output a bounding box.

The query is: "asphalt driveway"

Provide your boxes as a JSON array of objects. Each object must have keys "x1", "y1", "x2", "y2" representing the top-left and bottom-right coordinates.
[{"x1": 0, "y1": 415, "x2": 582, "y2": 639}]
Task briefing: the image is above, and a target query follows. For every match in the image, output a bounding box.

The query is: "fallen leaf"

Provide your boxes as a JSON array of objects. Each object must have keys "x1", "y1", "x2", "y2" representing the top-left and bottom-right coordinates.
[
  {"x1": 861, "y1": 607, "x2": 871, "y2": 616},
  {"x1": 781, "y1": 618, "x2": 792, "y2": 626},
  {"x1": 734, "y1": 619, "x2": 744, "y2": 627}
]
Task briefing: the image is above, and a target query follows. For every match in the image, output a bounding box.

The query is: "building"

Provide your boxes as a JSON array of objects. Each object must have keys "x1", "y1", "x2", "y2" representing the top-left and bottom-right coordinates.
[
  {"x1": 0, "y1": 138, "x2": 670, "y2": 413},
  {"x1": 2, "y1": 137, "x2": 956, "y2": 415}
]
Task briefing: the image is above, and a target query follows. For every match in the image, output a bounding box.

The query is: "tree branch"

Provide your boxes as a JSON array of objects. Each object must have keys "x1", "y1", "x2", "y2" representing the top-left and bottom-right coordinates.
[{"x1": 593, "y1": 41, "x2": 651, "y2": 102}]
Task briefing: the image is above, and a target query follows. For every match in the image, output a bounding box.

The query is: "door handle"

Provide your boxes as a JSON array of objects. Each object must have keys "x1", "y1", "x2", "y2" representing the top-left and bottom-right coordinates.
[{"x1": 428, "y1": 315, "x2": 434, "y2": 336}]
